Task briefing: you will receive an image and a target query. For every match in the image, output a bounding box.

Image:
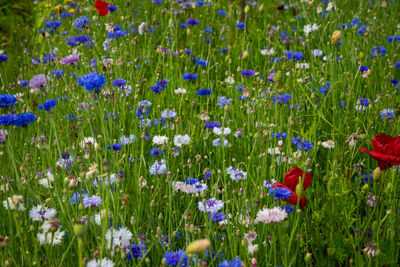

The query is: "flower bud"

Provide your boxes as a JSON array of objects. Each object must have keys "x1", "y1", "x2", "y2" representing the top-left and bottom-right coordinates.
[
  {"x1": 258, "y1": 4, "x2": 264, "y2": 12},
  {"x1": 244, "y1": 5, "x2": 250, "y2": 14},
  {"x1": 73, "y1": 221, "x2": 87, "y2": 237},
  {"x1": 186, "y1": 239, "x2": 211, "y2": 254},
  {"x1": 242, "y1": 51, "x2": 249, "y2": 59},
  {"x1": 331, "y1": 30, "x2": 342, "y2": 45},
  {"x1": 296, "y1": 183, "x2": 304, "y2": 199},
  {"x1": 373, "y1": 167, "x2": 381, "y2": 182}
]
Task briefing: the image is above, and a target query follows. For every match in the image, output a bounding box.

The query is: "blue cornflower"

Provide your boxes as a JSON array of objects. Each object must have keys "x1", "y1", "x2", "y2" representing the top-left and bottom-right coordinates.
[
  {"x1": 77, "y1": 72, "x2": 106, "y2": 92},
  {"x1": 358, "y1": 98, "x2": 370, "y2": 107},
  {"x1": 73, "y1": 16, "x2": 90, "y2": 30},
  {"x1": 205, "y1": 121, "x2": 221, "y2": 129},
  {"x1": 163, "y1": 249, "x2": 188, "y2": 266},
  {"x1": 272, "y1": 94, "x2": 292, "y2": 104},
  {"x1": 218, "y1": 257, "x2": 243, "y2": 267},
  {"x1": 38, "y1": 99, "x2": 58, "y2": 111},
  {"x1": 358, "y1": 65, "x2": 369, "y2": 72},
  {"x1": 0, "y1": 94, "x2": 17, "y2": 108},
  {"x1": 183, "y1": 178, "x2": 199, "y2": 185},
  {"x1": 241, "y1": 69, "x2": 256, "y2": 77},
  {"x1": 205, "y1": 28, "x2": 213, "y2": 34},
  {"x1": 291, "y1": 136, "x2": 313, "y2": 150},
  {"x1": 211, "y1": 212, "x2": 227, "y2": 222},
  {"x1": 52, "y1": 69, "x2": 64, "y2": 78},
  {"x1": 0, "y1": 54, "x2": 8, "y2": 62},
  {"x1": 272, "y1": 132, "x2": 287, "y2": 138},
  {"x1": 395, "y1": 61, "x2": 400, "y2": 69},
  {"x1": 386, "y1": 35, "x2": 400, "y2": 42},
  {"x1": 360, "y1": 173, "x2": 373, "y2": 183},
  {"x1": 70, "y1": 190, "x2": 88, "y2": 204},
  {"x1": 127, "y1": 243, "x2": 146, "y2": 260},
  {"x1": 0, "y1": 114, "x2": 16, "y2": 126},
  {"x1": 236, "y1": 22, "x2": 245, "y2": 29},
  {"x1": 151, "y1": 85, "x2": 163, "y2": 93},
  {"x1": 286, "y1": 51, "x2": 304, "y2": 61},
  {"x1": 153, "y1": 0, "x2": 163, "y2": 3},
  {"x1": 282, "y1": 205, "x2": 296, "y2": 213},
  {"x1": 196, "y1": 59, "x2": 208, "y2": 67},
  {"x1": 178, "y1": 23, "x2": 187, "y2": 29},
  {"x1": 13, "y1": 113, "x2": 36, "y2": 127},
  {"x1": 217, "y1": 96, "x2": 232, "y2": 108},
  {"x1": 182, "y1": 72, "x2": 198, "y2": 80},
  {"x1": 197, "y1": 89, "x2": 212, "y2": 96},
  {"x1": 111, "y1": 143, "x2": 122, "y2": 151},
  {"x1": 380, "y1": 109, "x2": 395, "y2": 119},
  {"x1": 268, "y1": 186, "x2": 292, "y2": 199},
  {"x1": 217, "y1": 10, "x2": 226, "y2": 15},
  {"x1": 186, "y1": 18, "x2": 199, "y2": 25},
  {"x1": 107, "y1": 5, "x2": 117, "y2": 12},
  {"x1": 112, "y1": 78, "x2": 127, "y2": 87},
  {"x1": 149, "y1": 160, "x2": 167, "y2": 175},
  {"x1": 370, "y1": 46, "x2": 386, "y2": 58},
  {"x1": 150, "y1": 147, "x2": 164, "y2": 157}
]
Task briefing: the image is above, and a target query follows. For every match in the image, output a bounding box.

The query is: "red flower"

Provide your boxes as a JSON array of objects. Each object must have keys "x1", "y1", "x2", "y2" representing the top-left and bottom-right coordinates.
[
  {"x1": 272, "y1": 182, "x2": 308, "y2": 210},
  {"x1": 95, "y1": 0, "x2": 110, "y2": 16},
  {"x1": 360, "y1": 133, "x2": 400, "y2": 170},
  {"x1": 284, "y1": 167, "x2": 312, "y2": 191}
]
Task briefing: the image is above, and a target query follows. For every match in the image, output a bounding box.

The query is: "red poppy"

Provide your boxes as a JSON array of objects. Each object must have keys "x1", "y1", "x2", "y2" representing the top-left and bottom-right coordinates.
[
  {"x1": 360, "y1": 133, "x2": 400, "y2": 170},
  {"x1": 284, "y1": 167, "x2": 312, "y2": 191},
  {"x1": 95, "y1": 0, "x2": 110, "y2": 16},
  {"x1": 272, "y1": 182, "x2": 308, "y2": 210}
]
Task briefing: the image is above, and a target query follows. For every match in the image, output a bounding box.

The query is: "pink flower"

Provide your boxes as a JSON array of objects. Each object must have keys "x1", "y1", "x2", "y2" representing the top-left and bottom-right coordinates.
[{"x1": 254, "y1": 207, "x2": 287, "y2": 224}]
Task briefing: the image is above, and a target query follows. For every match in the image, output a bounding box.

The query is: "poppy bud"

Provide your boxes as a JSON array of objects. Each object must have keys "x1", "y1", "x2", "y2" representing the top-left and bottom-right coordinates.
[
  {"x1": 186, "y1": 239, "x2": 211, "y2": 254},
  {"x1": 73, "y1": 221, "x2": 87, "y2": 237},
  {"x1": 359, "y1": 52, "x2": 365, "y2": 59},
  {"x1": 331, "y1": 30, "x2": 342, "y2": 45},
  {"x1": 244, "y1": 5, "x2": 250, "y2": 14},
  {"x1": 242, "y1": 51, "x2": 249, "y2": 59},
  {"x1": 258, "y1": 4, "x2": 264, "y2": 12},
  {"x1": 373, "y1": 167, "x2": 381, "y2": 182},
  {"x1": 296, "y1": 183, "x2": 304, "y2": 199},
  {"x1": 187, "y1": 28, "x2": 191, "y2": 36}
]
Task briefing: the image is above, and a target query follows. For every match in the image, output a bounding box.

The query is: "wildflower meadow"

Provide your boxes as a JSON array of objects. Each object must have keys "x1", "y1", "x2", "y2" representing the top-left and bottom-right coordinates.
[{"x1": 1, "y1": 0, "x2": 400, "y2": 266}]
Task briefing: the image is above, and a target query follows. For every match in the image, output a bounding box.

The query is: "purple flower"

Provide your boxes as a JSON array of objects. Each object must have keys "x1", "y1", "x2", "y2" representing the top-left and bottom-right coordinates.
[
  {"x1": 61, "y1": 54, "x2": 79, "y2": 65},
  {"x1": 29, "y1": 74, "x2": 47, "y2": 89},
  {"x1": 83, "y1": 195, "x2": 102, "y2": 208}
]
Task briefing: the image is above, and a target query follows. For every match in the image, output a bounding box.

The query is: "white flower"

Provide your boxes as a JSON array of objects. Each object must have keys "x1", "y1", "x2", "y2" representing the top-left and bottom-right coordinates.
[
  {"x1": 38, "y1": 172, "x2": 54, "y2": 188},
  {"x1": 213, "y1": 127, "x2": 231, "y2": 136},
  {"x1": 198, "y1": 198, "x2": 224, "y2": 213},
  {"x1": 80, "y1": 137, "x2": 97, "y2": 148},
  {"x1": 120, "y1": 134, "x2": 136, "y2": 145},
  {"x1": 174, "y1": 88, "x2": 187, "y2": 94},
  {"x1": 261, "y1": 47, "x2": 275, "y2": 56},
  {"x1": 174, "y1": 134, "x2": 190, "y2": 147},
  {"x1": 247, "y1": 243, "x2": 258, "y2": 254},
  {"x1": 326, "y1": 2, "x2": 335, "y2": 11},
  {"x1": 254, "y1": 207, "x2": 287, "y2": 224},
  {"x1": 37, "y1": 229, "x2": 65, "y2": 246},
  {"x1": 244, "y1": 231, "x2": 258, "y2": 243},
  {"x1": 29, "y1": 205, "x2": 57, "y2": 221},
  {"x1": 138, "y1": 22, "x2": 147, "y2": 35},
  {"x1": 225, "y1": 167, "x2": 247, "y2": 181},
  {"x1": 303, "y1": 23, "x2": 319, "y2": 36},
  {"x1": 267, "y1": 147, "x2": 280, "y2": 155},
  {"x1": 2, "y1": 196, "x2": 25, "y2": 211},
  {"x1": 152, "y1": 135, "x2": 168, "y2": 145},
  {"x1": 296, "y1": 63, "x2": 310, "y2": 69},
  {"x1": 94, "y1": 210, "x2": 113, "y2": 226},
  {"x1": 225, "y1": 76, "x2": 235, "y2": 85},
  {"x1": 321, "y1": 140, "x2": 335, "y2": 149},
  {"x1": 87, "y1": 258, "x2": 114, "y2": 267},
  {"x1": 106, "y1": 227, "x2": 132, "y2": 249}
]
